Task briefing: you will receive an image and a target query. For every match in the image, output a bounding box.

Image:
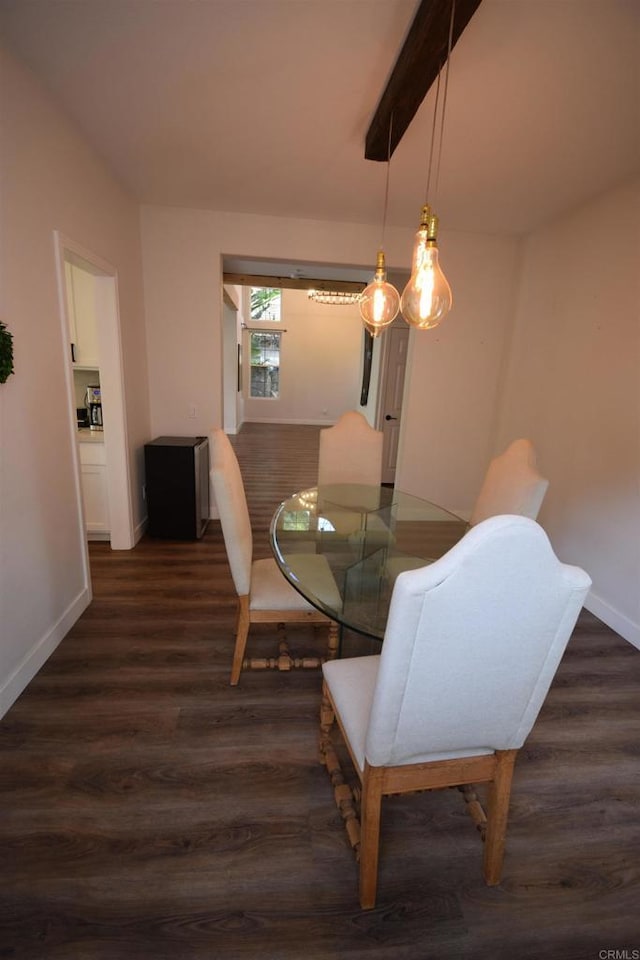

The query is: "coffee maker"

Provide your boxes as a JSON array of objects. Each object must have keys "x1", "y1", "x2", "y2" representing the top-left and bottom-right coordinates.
[{"x1": 86, "y1": 385, "x2": 103, "y2": 431}]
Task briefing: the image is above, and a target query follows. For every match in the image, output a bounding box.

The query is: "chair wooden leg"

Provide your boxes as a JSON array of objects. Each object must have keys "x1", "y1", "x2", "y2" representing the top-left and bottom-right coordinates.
[
  {"x1": 230, "y1": 595, "x2": 250, "y2": 686},
  {"x1": 319, "y1": 680, "x2": 335, "y2": 757},
  {"x1": 319, "y1": 683, "x2": 362, "y2": 853},
  {"x1": 483, "y1": 749, "x2": 518, "y2": 885},
  {"x1": 359, "y1": 763, "x2": 384, "y2": 909},
  {"x1": 327, "y1": 620, "x2": 339, "y2": 660}
]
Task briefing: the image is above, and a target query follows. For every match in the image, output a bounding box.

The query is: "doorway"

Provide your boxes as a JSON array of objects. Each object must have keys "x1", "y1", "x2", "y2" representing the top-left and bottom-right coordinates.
[
  {"x1": 54, "y1": 232, "x2": 135, "y2": 563},
  {"x1": 220, "y1": 257, "x2": 408, "y2": 480}
]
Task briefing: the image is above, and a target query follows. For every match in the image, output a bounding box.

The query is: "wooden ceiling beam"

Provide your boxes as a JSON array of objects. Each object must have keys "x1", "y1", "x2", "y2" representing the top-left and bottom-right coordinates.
[
  {"x1": 223, "y1": 273, "x2": 366, "y2": 293},
  {"x1": 365, "y1": 0, "x2": 483, "y2": 161}
]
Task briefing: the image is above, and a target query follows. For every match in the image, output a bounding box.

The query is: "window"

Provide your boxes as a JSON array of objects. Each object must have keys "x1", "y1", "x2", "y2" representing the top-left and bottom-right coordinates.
[
  {"x1": 249, "y1": 330, "x2": 281, "y2": 398},
  {"x1": 248, "y1": 286, "x2": 282, "y2": 399},
  {"x1": 250, "y1": 287, "x2": 281, "y2": 322}
]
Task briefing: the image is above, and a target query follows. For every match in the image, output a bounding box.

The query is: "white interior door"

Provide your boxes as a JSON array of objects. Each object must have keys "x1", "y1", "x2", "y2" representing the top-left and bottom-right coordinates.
[{"x1": 379, "y1": 325, "x2": 409, "y2": 485}]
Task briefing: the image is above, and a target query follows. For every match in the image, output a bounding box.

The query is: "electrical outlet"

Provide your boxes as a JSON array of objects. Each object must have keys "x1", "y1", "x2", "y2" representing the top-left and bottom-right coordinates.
[{"x1": 188, "y1": 404, "x2": 197, "y2": 419}]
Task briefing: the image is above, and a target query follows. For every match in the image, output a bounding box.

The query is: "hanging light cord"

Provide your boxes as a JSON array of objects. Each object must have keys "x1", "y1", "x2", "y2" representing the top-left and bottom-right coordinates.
[
  {"x1": 425, "y1": 69, "x2": 441, "y2": 204},
  {"x1": 433, "y1": 0, "x2": 456, "y2": 207},
  {"x1": 380, "y1": 112, "x2": 393, "y2": 251}
]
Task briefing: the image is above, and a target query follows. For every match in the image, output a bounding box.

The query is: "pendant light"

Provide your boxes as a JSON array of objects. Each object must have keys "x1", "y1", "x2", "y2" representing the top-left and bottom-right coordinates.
[
  {"x1": 359, "y1": 117, "x2": 400, "y2": 337},
  {"x1": 400, "y1": 204, "x2": 452, "y2": 329},
  {"x1": 401, "y1": 0, "x2": 455, "y2": 331},
  {"x1": 359, "y1": 250, "x2": 400, "y2": 336},
  {"x1": 308, "y1": 289, "x2": 362, "y2": 306}
]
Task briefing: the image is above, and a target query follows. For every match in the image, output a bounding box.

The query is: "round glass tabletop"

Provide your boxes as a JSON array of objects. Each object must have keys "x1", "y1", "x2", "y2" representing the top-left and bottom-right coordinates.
[{"x1": 270, "y1": 483, "x2": 468, "y2": 640}]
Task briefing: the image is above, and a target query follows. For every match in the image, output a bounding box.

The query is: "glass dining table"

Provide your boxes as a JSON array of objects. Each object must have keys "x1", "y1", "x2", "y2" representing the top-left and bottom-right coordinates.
[{"x1": 270, "y1": 483, "x2": 469, "y2": 641}]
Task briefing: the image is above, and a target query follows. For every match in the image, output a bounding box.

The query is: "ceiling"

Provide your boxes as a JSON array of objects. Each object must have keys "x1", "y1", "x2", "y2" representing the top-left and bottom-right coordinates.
[{"x1": 1, "y1": 0, "x2": 638, "y2": 242}]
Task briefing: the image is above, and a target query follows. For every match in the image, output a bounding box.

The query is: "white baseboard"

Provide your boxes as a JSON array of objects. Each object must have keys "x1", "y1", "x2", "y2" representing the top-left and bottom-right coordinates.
[
  {"x1": 0, "y1": 587, "x2": 91, "y2": 719},
  {"x1": 585, "y1": 590, "x2": 640, "y2": 651}
]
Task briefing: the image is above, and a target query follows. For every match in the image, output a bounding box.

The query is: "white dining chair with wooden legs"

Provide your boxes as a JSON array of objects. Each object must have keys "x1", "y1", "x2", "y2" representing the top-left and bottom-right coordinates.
[
  {"x1": 318, "y1": 411, "x2": 383, "y2": 487},
  {"x1": 320, "y1": 514, "x2": 591, "y2": 908},
  {"x1": 470, "y1": 437, "x2": 549, "y2": 526},
  {"x1": 318, "y1": 411, "x2": 385, "y2": 529},
  {"x1": 210, "y1": 428, "x2": 341, "y2": 686}
]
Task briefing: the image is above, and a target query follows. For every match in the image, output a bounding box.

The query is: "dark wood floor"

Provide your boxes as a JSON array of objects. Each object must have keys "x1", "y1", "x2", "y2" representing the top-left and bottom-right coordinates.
[{"x1": 1, "y1": 423, "x2": 639, "y2": 959}]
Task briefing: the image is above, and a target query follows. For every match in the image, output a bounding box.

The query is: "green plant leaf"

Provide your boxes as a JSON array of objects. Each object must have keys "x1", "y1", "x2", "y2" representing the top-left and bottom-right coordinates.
[{"x1": 0, "y1": 320, "x2": 14, "y2": 384}]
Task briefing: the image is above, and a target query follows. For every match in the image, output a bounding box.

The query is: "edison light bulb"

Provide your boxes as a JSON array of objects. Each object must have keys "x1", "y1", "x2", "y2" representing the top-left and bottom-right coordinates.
[
  {"x1": 400, "y1": 205, "x2": 452, "y2": 330},
  {"x1": 359, "y1": 250, "x2": 400, "y2": 337}
]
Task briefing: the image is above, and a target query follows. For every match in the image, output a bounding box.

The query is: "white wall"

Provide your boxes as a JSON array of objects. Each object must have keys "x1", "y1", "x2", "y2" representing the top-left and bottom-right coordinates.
[
  {"x1": 222, "y1": 283, "x2": 246, "y2": 433},
  {"x1": 140, "y1": 206, "x2": 404, "y2": 439},
  {"x1": 242, "y1": 288, "x2": 365, "y2": 425},
  {"x1": 140, "y1": 207, "x2": 516, "y2": 507},
  {"x1": 0, "y1": 45, "x2": 151, "y2": 716},
  {"x1": 395, "y1": 231, "x2": 522, "y2": 516},
  {"x1": 497, "y1": 178, "x2": 640, "y2": 646},
  {"x1": 142, "y1": 207, "x2": 517, "y2": 450}
]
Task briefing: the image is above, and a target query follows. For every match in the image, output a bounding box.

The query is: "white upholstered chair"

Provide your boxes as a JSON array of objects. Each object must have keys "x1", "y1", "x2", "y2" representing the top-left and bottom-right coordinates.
[
  {"x1": 210, "y1": 429, "x2": 340, "y2": 685},
  {"x1": 318, "y1": 411, "x2": 384, "y2": 523},
  {"x1": 470, "y1": 438, "x2": 549, "y2": 526},
  {"x1": 320, "y1": 514, "x2": 591, "y2": 908},
  {"x1": 318, "y1": 411, "x2": 383, "y2": 488}
]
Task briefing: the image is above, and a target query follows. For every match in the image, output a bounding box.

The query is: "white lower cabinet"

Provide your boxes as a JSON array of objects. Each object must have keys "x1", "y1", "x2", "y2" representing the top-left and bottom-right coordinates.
[{"x1": 78, "y1": 438, "x2": 110, "y2": 539}]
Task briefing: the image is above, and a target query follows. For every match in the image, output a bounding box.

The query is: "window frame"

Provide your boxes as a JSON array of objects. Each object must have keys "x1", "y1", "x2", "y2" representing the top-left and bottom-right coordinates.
[{"x1": 246, "y1": 327, "x2": 282, "y2": 401}]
